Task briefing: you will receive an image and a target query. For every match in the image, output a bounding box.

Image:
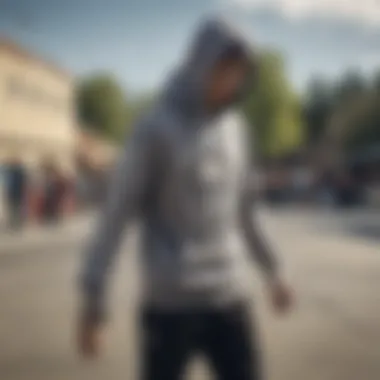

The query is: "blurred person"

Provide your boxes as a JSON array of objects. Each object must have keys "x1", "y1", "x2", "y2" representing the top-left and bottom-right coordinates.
[
  {"x1": 57, "y1": 171, "x2": 74, "y2": 217},
  {"x1": 41, "y1": 162, "x2": 66, "y2": 223},
  {"x1": 5, "y1": 158, "x2": 27, "y2": 229},
  {"x1": 292, "y1": 167, "x2": 313, "y2": 203},
  {"x1": 78, "y1": 17, "x2": 294, "y2": 380},
  {"x1": 317, "y1": 170, "x2": 336, "y2": 207}
]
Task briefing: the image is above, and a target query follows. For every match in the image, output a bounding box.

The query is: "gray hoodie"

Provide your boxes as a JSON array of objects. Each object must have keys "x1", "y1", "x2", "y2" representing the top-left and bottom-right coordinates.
[{"x1": 80, "y1": 17, "x2": 278, "y2": 320}]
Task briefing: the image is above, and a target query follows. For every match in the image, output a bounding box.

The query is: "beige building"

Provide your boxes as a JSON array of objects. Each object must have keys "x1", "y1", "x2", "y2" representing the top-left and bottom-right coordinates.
[{"x1": 0, "y1": 38, "x2": 76, "y2": 174}]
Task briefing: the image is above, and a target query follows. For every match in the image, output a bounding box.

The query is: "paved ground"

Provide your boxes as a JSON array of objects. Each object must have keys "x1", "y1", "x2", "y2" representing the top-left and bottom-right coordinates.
[
  {"x1": 0, "y1": 208, "x2": 380, "y2": 380},
  {"x1": 0, "y1": 212, "x2": 95, "y2": 254}
]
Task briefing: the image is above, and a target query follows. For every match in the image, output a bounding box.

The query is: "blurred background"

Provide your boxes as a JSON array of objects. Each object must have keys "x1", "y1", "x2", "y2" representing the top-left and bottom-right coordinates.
[{"x1": 0, "y1": 1, "x2": 379, "y2": 380}]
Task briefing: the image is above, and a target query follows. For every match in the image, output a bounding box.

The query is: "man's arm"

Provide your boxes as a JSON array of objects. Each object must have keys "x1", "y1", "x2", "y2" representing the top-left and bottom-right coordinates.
[
  {"x1": 238, "y1": 167, "x2": 294, "y2": 314},
  {"x1": 79, "y1": 124, "x2": 160, "y2": 324},
  {"x1": 238, "y1": 173, "x2": 279, "y2": 278}
]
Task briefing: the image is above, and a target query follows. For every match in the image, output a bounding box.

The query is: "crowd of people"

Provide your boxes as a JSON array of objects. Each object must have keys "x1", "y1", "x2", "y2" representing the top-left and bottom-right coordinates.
[{"x1": 2, "y1": 158, "x2": 75, "y2": 230}]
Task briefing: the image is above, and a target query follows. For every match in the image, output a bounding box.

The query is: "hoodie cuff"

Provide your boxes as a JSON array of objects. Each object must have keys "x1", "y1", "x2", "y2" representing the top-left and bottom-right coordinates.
[
  {"x1": 80, "y1": 278, "x2": 108, "y2": 324},
  {"x1": 81, "y1": 292, "x2": 107, "y2": 324}
]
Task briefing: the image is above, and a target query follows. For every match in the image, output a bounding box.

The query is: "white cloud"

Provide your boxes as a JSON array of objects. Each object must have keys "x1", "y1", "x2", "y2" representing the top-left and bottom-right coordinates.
[{"x1": 225, "y1": 0, "x2": 380, "y2": 26}]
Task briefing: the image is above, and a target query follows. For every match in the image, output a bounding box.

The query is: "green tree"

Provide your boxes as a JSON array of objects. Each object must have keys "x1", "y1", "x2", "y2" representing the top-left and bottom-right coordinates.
[
  {"x1": 76, "y1": 73, "x2": 127, "y2": 140},
  {"x1": 344, "y1": 93, "x2": 380, "y2": 152},
  {"x1": 325, "y1": 70, "x2": 375, "y2": 152},
  {"x1": 309, "y1": 69, "x2": 380, "y2": 172},
  {"x1": 243, "y1": 50, "x2": 304, "y2": 159},
  {"x1": 333, "y1": 70, "x2": 367, "y2": 104},
  {"x1": 303, "y1": 77, "x2": 334, "y2": 146}
]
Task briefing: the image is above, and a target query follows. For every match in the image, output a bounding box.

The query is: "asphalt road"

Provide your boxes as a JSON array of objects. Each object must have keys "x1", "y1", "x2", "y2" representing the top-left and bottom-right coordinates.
[{"x1": 1, "y1": 208, "x2": 380, "y2": 380}]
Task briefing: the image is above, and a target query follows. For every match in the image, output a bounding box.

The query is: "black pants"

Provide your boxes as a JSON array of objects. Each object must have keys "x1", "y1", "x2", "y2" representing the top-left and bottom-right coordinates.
[{"x1": 140, "y1": 303, "x2": 262, "y2": 380}]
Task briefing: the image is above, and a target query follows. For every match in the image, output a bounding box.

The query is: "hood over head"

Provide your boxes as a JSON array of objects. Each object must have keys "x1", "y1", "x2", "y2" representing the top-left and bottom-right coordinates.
[{"x1": 163, "y1": 17, "x2": 256, "y2": 118}]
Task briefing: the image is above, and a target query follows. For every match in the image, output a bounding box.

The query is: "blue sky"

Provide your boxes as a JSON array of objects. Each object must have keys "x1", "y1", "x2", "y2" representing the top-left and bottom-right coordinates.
[{"x1": 1, "y1": 0, "x2": 379, "y2": 95}]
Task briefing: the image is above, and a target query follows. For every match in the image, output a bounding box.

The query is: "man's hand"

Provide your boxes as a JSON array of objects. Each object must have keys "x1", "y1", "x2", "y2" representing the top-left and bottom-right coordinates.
[
  {"x1": 77, "y1": 315, "x2": 104, "y2": 359},
  {"x1": 267, "y1": 277, "x2": 294, "y2": 314}
]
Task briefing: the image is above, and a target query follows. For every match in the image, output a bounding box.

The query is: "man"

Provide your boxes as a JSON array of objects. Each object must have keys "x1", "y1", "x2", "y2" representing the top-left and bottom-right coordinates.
[{"x1": 78, "y1": 17, "x2": 293, "y2": 380}]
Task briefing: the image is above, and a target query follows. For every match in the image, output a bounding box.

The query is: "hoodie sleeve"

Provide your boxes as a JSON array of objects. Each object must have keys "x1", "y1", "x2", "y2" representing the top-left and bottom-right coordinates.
[
  {"x1": 238, "y1": 171, "x2": 279, "y2": 278},
  {"x1": 238, "y1": 119, "x2": 280, "y2": 279},
  {"x1": 79, "y1": 123, "x2": 161, "y2": 323}
]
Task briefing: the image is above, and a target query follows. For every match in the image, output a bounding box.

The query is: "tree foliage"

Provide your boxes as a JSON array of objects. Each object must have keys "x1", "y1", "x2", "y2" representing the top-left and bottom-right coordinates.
[
  {"x1": 76, "y1": 73, "x2": 128, "y2": 141},
  {"x1": 243, "y1": 50, "x2": 304, "y2": 160},
  {"x1": 304, "y1": 70, "x2": 380, "y2": 157},
  {"x1": 303, "y1": 78, "x2": 334, "y2": 145}
]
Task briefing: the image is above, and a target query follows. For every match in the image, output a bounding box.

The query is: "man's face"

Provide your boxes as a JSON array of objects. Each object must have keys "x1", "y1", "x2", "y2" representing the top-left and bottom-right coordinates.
[{"x1": 206, "y1": 58, "x2": 249, "y2": 108}]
